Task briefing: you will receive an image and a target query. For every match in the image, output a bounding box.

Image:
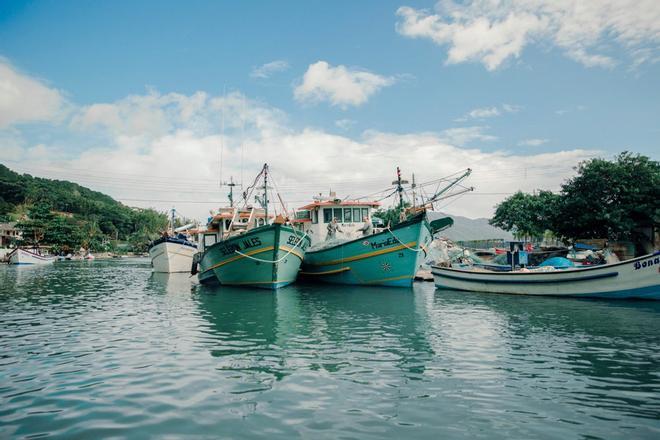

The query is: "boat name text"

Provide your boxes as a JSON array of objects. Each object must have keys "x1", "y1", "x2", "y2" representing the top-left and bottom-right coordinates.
[
  {"x1": 370, "y1": 237, "x2": 397, "y2": 249},
  {"x1": 286, "y1": 235, "x2": 309, "y2": 251},
  {"x1": 219, "y1": 237, "x2": 263, "y2": 256},
  {"x1": 633, "y1": 256, "x2": 660, "y2": 271}
]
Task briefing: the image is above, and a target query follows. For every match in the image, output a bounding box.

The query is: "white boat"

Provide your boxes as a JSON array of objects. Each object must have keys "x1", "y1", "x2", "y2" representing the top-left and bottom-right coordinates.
[
  {"x1": 149, "y1": 236, "x2": 197, "y2": 273},
  {"x1": 148, "y1": 208, "x2": 198, "y2": 273},
  {"x1": 431, "y1": 251, "x2": 660, "y2": 300},
  {"x1": 7, "y1": 248, "x2": 56, "y2": 265}
]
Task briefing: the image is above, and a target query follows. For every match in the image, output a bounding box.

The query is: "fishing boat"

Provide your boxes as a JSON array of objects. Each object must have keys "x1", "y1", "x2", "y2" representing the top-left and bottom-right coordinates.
[
  {"x1": 431, "y1": 251, "x2": 660, "y2": 300},
  {"x1": 297, "y1": 167, "x2": 464, "y2": 287},
  {"x1": 7, "y1": 248, "x2": 56, "y2": 265},
  {"x1": 193, "y1": 164, "x2": 311, "y2": 289},
  {"x1": 148, "y1": 208, "x2": 198, "y2": 273}
]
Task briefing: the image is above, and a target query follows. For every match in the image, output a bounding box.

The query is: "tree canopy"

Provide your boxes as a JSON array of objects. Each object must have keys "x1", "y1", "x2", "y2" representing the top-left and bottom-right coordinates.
[
  {"x1": 490, "y1": 152, "x2": 659, "y2": 244},
  {"x1": 1, "y1": 163, "x2": 168, "y2": 252}
]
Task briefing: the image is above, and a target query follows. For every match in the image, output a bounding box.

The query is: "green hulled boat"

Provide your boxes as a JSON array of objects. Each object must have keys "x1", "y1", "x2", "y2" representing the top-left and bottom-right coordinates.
[
  {"x1": 198, "y1": 222, "x2": 310, "y2": 289},
  {"x1": 193, "y1": 164, "x2": 310, "y2": 289},
  {"x1": 300, "y1": 211, "x2": 451, "y2": 287}
]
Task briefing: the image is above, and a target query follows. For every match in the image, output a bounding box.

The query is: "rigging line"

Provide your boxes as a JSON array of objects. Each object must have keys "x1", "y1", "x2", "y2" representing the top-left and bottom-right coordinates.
[
  {"x1": 219, "y1": 84, "x2": 226, "y2": 188},
  {"x1": 240, "y1": 93, "x2": 246, "y2": 191}
]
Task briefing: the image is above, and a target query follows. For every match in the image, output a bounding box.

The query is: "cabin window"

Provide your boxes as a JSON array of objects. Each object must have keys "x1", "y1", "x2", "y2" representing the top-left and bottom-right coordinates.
[
  {"x1": 333, "y1": 208, "x2": 343, "y2": 223},
  {"x1": 362, "y1": 208, "x2": 369, "y2": 220},
  {"x1": 323, "y1": 208, "x2": 332, "y2": 223},
  {"x1": 312, "y1": 209, "x2": 318, "y2": 224},
  {"x1": 353, "y1": 208, "x2": 361, "y2": 221},
  {"x1": 204, "y1": 234, "x2": 216, "y2": 249},
  {"x1": 344, "y1": 208, "x2": 352, "y2": 223},
  {"x1": 258, "y1": 218, "x2": 265, "y2": 226}
]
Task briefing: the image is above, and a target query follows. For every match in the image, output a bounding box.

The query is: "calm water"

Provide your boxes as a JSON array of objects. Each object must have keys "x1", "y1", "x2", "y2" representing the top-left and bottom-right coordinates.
[{"x1": 1, "y1": 259, "x2": 659, "y2": 439}]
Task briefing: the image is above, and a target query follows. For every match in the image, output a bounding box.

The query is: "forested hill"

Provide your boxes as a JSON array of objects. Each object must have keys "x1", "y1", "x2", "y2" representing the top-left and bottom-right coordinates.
[{"x1": 0, "y1": 163, "x2": 167, "y2": 252}]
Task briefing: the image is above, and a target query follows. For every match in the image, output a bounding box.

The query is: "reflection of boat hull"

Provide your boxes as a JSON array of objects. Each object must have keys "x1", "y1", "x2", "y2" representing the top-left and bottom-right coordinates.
[
  {"x1": 149, "y1": 239, "x2": 197, "y2": 273},
  {"x1": 300, "y1": 213, "x2": 432, "y2": 287},
  {"x1": 198, "y1": 224, "x2": 309, "y2": 289},
  {"x1": 8, "y1": 249, "x2": 55, "y2": 265},
  {"x1": 432, "y1": 252, "x2": 660, "y2": 299}
]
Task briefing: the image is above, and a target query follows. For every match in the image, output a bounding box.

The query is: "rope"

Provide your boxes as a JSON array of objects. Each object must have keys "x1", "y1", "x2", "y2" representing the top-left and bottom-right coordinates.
[
  {"x1": 385, "y1": 227, "x2": 426, "y2": 255},
  {"x1": 234, "y1": 232, "x2": 308, "y2": 264}
]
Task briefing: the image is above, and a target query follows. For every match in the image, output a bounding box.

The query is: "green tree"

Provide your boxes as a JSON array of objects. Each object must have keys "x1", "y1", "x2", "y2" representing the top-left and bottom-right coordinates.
[
  {"x1": 551, "y1": 152, "x2": 660, "y2": 243},
  {"x1": 490, "y1": 191, "x2": 559, "y2": 240},
  {"x1": 16, "y1": 203, "x2": 55, "y2": 245},
  {"x1": 43, "y1": 217, "x2": 84, "y2": 254}
]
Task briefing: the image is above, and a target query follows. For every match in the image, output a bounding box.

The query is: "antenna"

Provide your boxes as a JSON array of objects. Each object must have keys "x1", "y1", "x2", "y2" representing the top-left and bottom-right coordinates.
[{"x1": 223, "y1": 176, "x2": 238, "y2": 207}]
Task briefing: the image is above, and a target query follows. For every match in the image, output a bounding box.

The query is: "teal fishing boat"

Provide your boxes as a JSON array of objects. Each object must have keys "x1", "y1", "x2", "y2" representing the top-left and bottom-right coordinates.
[
  {"x1": 193, "y1": 164, "x2": 310, "y2": 289},
  {"x1": 300, "y1": 211, "x2": 438, "y2": 286},
  {"x1": 296, "y1": 167, "x2": 460, "y2": 287}
]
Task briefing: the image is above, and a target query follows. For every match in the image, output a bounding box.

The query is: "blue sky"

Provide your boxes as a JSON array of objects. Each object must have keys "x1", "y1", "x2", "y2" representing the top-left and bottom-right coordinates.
[{"x1": 1, "y1": 0, "x2": 659, "y2": 219}]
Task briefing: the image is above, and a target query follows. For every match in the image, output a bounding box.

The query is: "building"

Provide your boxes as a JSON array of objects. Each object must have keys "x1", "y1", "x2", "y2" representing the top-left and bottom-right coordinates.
[{"x1": 0, "y1": 222, "x2": 22, "y2": 247}]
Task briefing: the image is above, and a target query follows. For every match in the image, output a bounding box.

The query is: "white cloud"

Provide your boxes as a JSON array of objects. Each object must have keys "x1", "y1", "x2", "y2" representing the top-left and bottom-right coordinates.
[
  {"x1": 396, "y1": 1, "x2": 660, "y2": 70},
  {"x1": 7, "y1": 86, "x2": 597, "y2": 220},
  {"x1": 335, "y1": 119, "x2": 356, "y2": 130},
  {"x1": 294, "y1": 61, "x2": 395, "y2": 108},
  {"x1": 0, "y1": 60, "x2": 66, "y2": 128},
  {"x1": 250, "y1": 60, "x2": 290, "y2": 79},
  {"x1": 469, "y1": 106, "x2": 500, "y2": 119},
  {"x1": 440, "y1": 126, "x2": 498, "y2": 146},
  {"x1": 518, "y1": 138, "x2": 549, "y2": 147},
  {"x1": 456, "y1": 103, "x2": 521, "y2": 121}
]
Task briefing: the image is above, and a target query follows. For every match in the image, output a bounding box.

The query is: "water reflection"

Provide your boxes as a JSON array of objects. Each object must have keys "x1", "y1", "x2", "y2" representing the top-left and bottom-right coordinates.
[
  {"x1": 432, "y1": 289, "x2": 660, "y2": 421},
  {"x1": 192, "y1": 284, "x2": 434, "y2": 384}
]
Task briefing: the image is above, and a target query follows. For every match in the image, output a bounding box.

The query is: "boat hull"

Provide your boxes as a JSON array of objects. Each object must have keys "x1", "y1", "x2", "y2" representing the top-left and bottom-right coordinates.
[
  {"x1": 149, "y1": 240, "x2": 197, "y2": 273},
  {"x1": 8, "y1": 249, "x2": 55, "y2": 265},
  {"x1": 198, "y1": 224, "x2": 309, "y2": 289},
  {"x1": 432, "y1": 252, "x2": 660, "y2": 300},
  {"x1": 300, "y1": 213, "x2": 432, "y2": 287}
]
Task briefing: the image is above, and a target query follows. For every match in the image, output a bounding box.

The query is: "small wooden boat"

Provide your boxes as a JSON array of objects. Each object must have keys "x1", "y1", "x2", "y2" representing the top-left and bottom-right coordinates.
[
  {"x1": 7, "y1": 248, "x2": 56, "y2": 265},
  {"x1": 432, "y1": 252, "x2": 660, "y2": 300}
]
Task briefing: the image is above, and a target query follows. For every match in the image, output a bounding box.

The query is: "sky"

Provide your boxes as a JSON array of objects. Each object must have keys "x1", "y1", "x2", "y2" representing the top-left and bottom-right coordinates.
[{"x1": 1, "y1": 0, "x2": 659, "y2": 220}]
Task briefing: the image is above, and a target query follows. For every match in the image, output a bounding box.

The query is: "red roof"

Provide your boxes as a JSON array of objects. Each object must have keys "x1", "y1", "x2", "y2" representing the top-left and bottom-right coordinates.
[{"x1": 298, "y1": 200, "x2": 380, "y2": 210}]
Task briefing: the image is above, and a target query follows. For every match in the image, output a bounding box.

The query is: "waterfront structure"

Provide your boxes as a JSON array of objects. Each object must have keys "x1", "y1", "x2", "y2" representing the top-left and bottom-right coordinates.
[
  {"x1": 0, "y1": 222, "x2": 21, "y2": 247},
  {"x1": 194, "y1": 165, "x2": 310, "y2": 289},
  {"x1": 431, "y1": 251, "x2": 660, "y2": 299}
]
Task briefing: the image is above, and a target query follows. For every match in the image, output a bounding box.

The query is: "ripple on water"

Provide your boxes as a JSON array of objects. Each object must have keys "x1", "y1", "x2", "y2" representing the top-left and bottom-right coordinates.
[{"x1": 1, "y1": 262, "x2": 659, "y2": 438}]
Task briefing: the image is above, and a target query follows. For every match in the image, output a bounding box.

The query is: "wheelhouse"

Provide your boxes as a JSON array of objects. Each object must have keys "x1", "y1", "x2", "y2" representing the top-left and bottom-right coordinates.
[
  {"x1": 292, "y1": 194, "x2": 380, "y2": 245},
  {"x1": 197, "y1": 206, "x2": 272, "y2": 252}
]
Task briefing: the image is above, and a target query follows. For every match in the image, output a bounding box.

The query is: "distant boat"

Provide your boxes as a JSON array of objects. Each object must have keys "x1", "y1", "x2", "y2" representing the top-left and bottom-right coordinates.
[
  {"x1": 194, "y1": 164, "x2": 310, "y2": 289},
  {"x1": 7, "y1": 248, "x2": 56, "y2": 265},
  {"x1": 149, "y1": 208, "x2": 198, "y2": 273},
  {"x1": 431, "y1": 251, "x2": 660, "y2": 300}
]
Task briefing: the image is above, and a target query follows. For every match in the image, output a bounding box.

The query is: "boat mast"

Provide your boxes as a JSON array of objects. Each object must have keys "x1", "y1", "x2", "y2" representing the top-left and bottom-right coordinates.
[
  {"x1": 411, "y1": 173, "x2": 417, "y2": 209},
  {"x1": 224, "y1": 176, "x2": 237, "y2": 207},
  {"x1": 170, "y1": 208, "x2": 176, "y2": 235},
  {"x1": 392, "y1": 167, "x2": 409, "y2": 211},
  {"x1": 263, "y1": 164, "x2": 269, "y2": 225}
]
